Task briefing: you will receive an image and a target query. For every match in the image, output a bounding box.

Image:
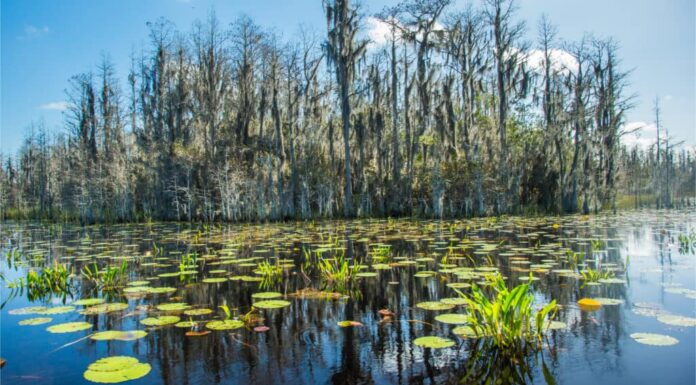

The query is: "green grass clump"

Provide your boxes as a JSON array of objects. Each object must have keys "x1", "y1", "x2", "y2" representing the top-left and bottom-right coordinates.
[{"x1": 457, "y1": 273, "x2": 557, "y2": 350}]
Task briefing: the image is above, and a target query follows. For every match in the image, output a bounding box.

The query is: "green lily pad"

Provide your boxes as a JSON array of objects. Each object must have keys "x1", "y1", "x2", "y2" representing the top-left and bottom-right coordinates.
[
  {"x1": 19, "y1": 317, "x2": 52, "y2": 326},
  {"x1": 206, "y1": 319, "x2": 244, "y2": 330},
  {"x1": 91, "y1": 330, "x2": 148, "y2": 341},
  {"x1": 657, "y1": 314, "x2": 696, "y2": 327},
  {"x1": 127, "y1": 281, "x2": 150, "y2": 286},
  {"x1": 434, "y1": 313, "x2": 468, "y2": 324},
  {"x1": 39, "y1": 306, "x2": 76, "y2": 315},
  {"x1": 452, "y1": 325, "x2": 485, "y2": 338},
  {"x1": 598, "y1": 278, "x2": 627, "y2": 284},
  {"x1": 140, "y1": 316, "x2": 180, "y2": 326},
  {"x1": 83, "y1": 356, "x2": 151, "y2": 383},
  {"x1": 74, "y1": 298, "x2": 107, "y2": 306},
  {"x1": 253, "y1": 300, "x2": 291, "y2": 309},
  {"x1": 8, "y1": 306, "x2": 48, "y2": 315},
  {"x1": 414, "y1": 336, "x2": 455, "y2": 349},
  {"x1": 337, "y1": 320, "x2": 363, "y2": 327},
  {"x1": 630, "y1": 332, "x2": 679, "y2": 346},
  {"x1": 156, "y1": 303, "x2": 190, "y2": 312},
  {"x1": 47, "y1": 321, "x2": 92, "y2": 333},
  {"x1": 183, "y1": 308, "x2": 213, "y2": 316},
  {"x1": 81, "y1": 303, "x2": 129, "y2": 315},
  {"x1": 440, "y1": 297, "x2": 468, "y2": 306},
  {"x1": 355, "y1": 272, "x2": 378, "y2": 278},
  {"x1": 416, "y1": 301, "x2": 455, "y2": 311},
  {"x1": 202, "y1": 277, "x2": 227, "y2": 284},
  {"x1": 251, "y1": 292, "x2": 283, "y2": 300}
]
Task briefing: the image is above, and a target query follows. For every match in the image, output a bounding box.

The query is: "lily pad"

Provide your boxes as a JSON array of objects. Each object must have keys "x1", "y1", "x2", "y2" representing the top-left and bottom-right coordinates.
[
  {"x1": 434, "y1": 313, "x2": 469, "y2": 324},
  {"x1": 81, "y1": 303, "x2": 129, "y2": 315},
  {"x1": 47, "y1": 321, "x2": 92, "y2": 333},
  {"x1": 74, "y1": 298, "x2": 107, "y2": 306},
  {"x1": 337, "y1": 320, "x2": 363, "y2": 327},
  {"x1": 416, "y1": 301, "x2": 455, "y2": 311},
  {"x1": 253, "y1": 300, "x2": 291, "y2": 309},
  {"x1": 140, "y1": 316, "x2": 180, "y2": 326},
  {"x1": 39, "y1": 306, "x2": 76, "y2": 315},
  {"x1": 251, "y1": 292, "x2": 283, "y2": 300},
  {"x1": 630, "y1": 332, "x2": 679, "y2": 346},
  {"x1": 19, "y1": 317, "x2": 52, "y2": 326},
  {"x1": 202, "y1": 277, "x2": 227, "y2": 284},
  {"x1": 440, "y1": 297, "x2": 468, "y2": 306},
  {"x1": 8, "y1": 306, "x2": 48, "y2": 315},
  {"x1": 413, "y1": 336, "x2": 455, "y2": 349},
  {"x1": 577, "y1": 298, "x2": 601, "y2": 311},
  {"x1": 452, "y1": 325, "x2": 487, "y2": 338},
  {"x1": 156, "y1": 303, "x2": 190, "y2": 312},
  {"x1": 594, "y1": 298, "x2": 624, "y2": 306},
  {"x1": 183, "y1": 308, "x2": 213, "y2": 316},
  {"x1": 206, "y1": 319, "x2": 244, "y2": 330},
  {"x1": 83, "y1": 356, "x2": 151, "y2": 383},
  {"x1": 91, "y1": 330, "x2": 148, "y2": 341},
  {"x1": 657, "y1": 314, "x2": 696, "y2": 327}
]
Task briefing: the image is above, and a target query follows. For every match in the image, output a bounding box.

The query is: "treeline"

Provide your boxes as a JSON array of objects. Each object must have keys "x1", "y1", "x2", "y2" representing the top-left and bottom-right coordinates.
[{"x1": 1, "y1": 0, "x2": 694, "y2": 223}]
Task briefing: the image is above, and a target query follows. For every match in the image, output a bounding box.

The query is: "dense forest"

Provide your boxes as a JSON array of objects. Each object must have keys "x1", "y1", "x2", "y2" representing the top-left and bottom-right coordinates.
[{"x1": 1, "y1": 0, "x2": 694, "y2": 223}]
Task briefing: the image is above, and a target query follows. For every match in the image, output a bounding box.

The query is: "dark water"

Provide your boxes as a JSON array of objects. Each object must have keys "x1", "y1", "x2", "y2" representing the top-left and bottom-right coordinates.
[{"x1": 1, "y1": 210, "x2": 694, "y2": 385}]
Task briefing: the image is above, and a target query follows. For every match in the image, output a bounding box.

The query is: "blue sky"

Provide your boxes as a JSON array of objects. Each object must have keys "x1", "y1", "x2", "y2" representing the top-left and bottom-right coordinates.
[{"x1": 1, "y1": 0, "x2": 694, "y2": 153}]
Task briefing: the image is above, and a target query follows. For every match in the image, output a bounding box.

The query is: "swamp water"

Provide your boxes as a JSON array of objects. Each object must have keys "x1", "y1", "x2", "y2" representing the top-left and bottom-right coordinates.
[{"x1": 0, "y1": 209, "x2": 694, "y2": 385}]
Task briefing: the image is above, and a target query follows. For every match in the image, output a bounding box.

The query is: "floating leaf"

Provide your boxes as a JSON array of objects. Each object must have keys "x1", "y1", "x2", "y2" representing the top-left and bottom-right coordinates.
[
  {"x1": 83, "y1": 356, "x2": 151, "y2": 383},
  {"x1": 8, "y1": 306, "x2": 48, "y2": 315},
  {"x1": 39, "y1": 306, "x2": 76, "y2": 315},
  {"x1": 337, "y1": 320, "x2": 363, "y2": 327},
  {"x1": 452, "y1": 325, "x2": 487, "y2": 338},
  {"x1": 440, "y1": 297, "x2": 468, "y2": 306},
  {"x1": 414, "y1": 336, "x2": 455, "y2": 349},
  {"x1": 594, "y1": 298, "x2": 624, "y2": 306},
  {"x1": 657, "y1": 314, "x2": 696, "y2": 327},
  {"x1": 630, "y1": 332, "x2": 679, "y2": 346},
  {"x1": 202, "y1": 277, "x2": 227, "y2": 284},
  {"x1": 19, "y1": 317, "x2": 52, "y2": 326},
  {"x1": 416, "y1": 302, "x2": 455, "y2": 311},
  {"x1": 47, "y1": 321, "x2": 92, "y2": 333},
  {"x1": 140, "y1": 316, "x2": 180, "y2": 326},
  {"x1": 355, "y1": 272, "x2": 378, "y2": 278},
  {"x1": 577, "y1": 298, "x2": 601, "y2": 311},
  {"x1": 183, "y1": 308, "x2": 212, "y2": 316},
  {"x1": 81, "y1": 303, "x2": 129, "y2": 315},
  {"x1": 435, "y1": 313, "x2": 468, "y2": 324},
  {"x1": 206, "y1": 320, "x2": 244, "y2": 330},
  {"x1": 74, "y1": 298, "x2": 107, "y2": 306},
  {"x1": 253, "y1": 300, "x2": 291, "y2": 309},
  {"x1": 91, "y1": 331, "x2": 147, "y2": 341},
  {"x1": 156, "y1": 303, "x2": 190, "y2": 312},
  {"x1": 251, "y1": 292, "x2": 283, "y2": 300}
]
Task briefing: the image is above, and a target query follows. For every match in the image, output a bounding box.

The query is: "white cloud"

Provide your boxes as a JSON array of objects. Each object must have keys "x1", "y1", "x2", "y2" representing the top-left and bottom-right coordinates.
[
  {"x1": 19, "y1": 24, "x2": 49, "y2": 40},
  {"x1": 366, "y1": 17, "x2": 396, "y2": 49},
  {"x1": 621, "y1": 121, "x2": 658, "y2": 149},
  {"x1": 39, "y1": 101, "x2": 71, "y2": 111},
  {"x1": 525, "y1": 49, "x2": 578, "y2": 74}
]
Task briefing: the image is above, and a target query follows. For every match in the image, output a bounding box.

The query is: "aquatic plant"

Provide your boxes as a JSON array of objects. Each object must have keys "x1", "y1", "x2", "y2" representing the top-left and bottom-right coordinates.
[
  {"x1": 456, "y1": 273, "x2": 557, "y2": 350},
  {"x1": 256, "y1": 259, "x2": 283, "y2": 283},
  {"x1": 5, "y1": 262, "x2": 74, "y2": 303},
  {"x1": 579, "y1": 267, "x2": 614, "y2": 287},
  {"x1": 317, "y1": 254, "x2": 363, "y2": 292},
  {"x1": 81, "y1": 261, "x2": 128, "y2": 291},
  {"x1": 678, "y1": 230, "x2": 695, "y2": 255},
  {"x1": 370, "y1": 244, "x2": 392, "y2": 262}
]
